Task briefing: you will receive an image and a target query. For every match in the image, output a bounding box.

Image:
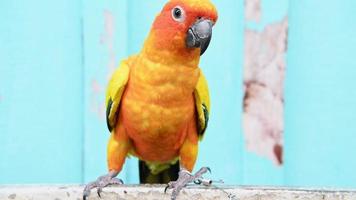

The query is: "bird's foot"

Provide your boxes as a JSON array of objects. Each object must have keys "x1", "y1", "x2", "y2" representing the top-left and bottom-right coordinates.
[
  {"x1": 165, "y1": 167, "x2": 210, "y2": 200},
  {"x1": 83, "y1": 172, "x2": 122, "y2": 200}
]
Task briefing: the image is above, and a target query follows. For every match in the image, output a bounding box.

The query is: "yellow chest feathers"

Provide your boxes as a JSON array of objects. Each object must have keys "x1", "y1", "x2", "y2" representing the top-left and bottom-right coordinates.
[
  {"x1": 121, "y1": 55, "x2": 199, "y2": 136},
  {"x1": 126, "y1": 55, "x2": 200, "y2": 105}
]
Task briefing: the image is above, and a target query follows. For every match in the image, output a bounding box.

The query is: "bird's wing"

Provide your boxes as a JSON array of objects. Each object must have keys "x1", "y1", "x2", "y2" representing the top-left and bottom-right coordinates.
[
  {"x1": 194, "y1": 69, "x2": 210, "y2": 140},
  {"x1": 105, "y1": 59, "x2": 131, "y2": 133}
]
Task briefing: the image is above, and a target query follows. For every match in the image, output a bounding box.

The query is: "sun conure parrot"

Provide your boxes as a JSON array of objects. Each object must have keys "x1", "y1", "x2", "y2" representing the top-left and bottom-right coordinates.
[{"x1": 83, "y1": 0, "x2": 218, "y2": 199}]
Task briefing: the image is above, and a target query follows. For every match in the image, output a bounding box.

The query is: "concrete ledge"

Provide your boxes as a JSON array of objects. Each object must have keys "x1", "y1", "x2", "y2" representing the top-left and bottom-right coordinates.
[{"x1": 1, "y1": 185, "x2": 356, "y2": 200}]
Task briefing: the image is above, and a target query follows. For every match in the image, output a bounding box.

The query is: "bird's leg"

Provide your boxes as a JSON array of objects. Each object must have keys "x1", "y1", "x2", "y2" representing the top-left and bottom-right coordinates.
[
  {"x1": 165, "y1": 121, "x2": 210, "y2": 200},
  {"x1": 83, "y1": 123, "x2": 130, "y2": 200},
  {"x1": 165, "y1": 167, "x2": 211, "y2": 200},
  {"x1": 83, "y1": 170, "x2": 122, "y2": 200}
]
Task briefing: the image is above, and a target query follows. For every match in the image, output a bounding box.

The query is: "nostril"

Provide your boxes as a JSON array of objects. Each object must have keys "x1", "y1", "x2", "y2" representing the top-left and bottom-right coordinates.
[{"x1": 197, "y1": 16, "x2": 202, "y2": 20}]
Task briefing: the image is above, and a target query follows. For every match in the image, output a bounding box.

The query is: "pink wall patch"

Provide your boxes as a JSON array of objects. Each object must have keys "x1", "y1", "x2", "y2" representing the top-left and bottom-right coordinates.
[
  {"x1": 101, "y1": 10, "x2": 117, "y2": 77},
  {"x1": 90, "y1": 10, "x2": 117, "y2": 120},
  {"x1": 90, "y1": 79, "x2": 105, "y2": 119},
  {"x1": 245, "y1": 0, "x2": 261, "y2": 23},
  {"x1": 243, "y1": 0, "x2": 288, "y2": 165}
]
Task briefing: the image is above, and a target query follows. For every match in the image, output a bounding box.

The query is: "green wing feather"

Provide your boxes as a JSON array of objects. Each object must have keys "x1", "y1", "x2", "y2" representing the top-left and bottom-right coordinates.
[
  {"x1": 105, "y1": 59, "x2": 130, "y2": 133},
  {"x1": 194, "y1": 69, "x2": 211, "y2": 140}
]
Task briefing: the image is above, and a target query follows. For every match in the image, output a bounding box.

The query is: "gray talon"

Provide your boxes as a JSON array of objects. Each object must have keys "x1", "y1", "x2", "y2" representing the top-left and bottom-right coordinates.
[
  {"x1": 111, "y1": 178, "x2": 124, "y2": 185},
  {"x1": 166, "y1": 167, "x2": 211, "y2": 200},
  {"x1": 97, "y1": 187, "x2": 102, "y2": 198},
  {"x1": 82, "y1": 172, "x2": 122, "y2": 200},
  {"x1": 164, "y1": 185, "x2": 170, "y2": 193}
]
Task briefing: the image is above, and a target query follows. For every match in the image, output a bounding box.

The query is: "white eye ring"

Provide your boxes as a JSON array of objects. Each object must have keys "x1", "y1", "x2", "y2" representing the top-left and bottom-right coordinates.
[{"x1": 171, "y1": 6, "x2": 185, "y2": 22}]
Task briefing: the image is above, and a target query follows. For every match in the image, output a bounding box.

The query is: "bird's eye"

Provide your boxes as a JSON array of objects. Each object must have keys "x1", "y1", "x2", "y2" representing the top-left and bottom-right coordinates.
[{"x1": 171, "y1": 6, "x2": 185, "y2": 22}]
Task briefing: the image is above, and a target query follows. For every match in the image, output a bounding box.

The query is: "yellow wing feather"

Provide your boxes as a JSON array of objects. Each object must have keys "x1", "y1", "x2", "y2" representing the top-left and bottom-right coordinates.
[
  {"x1": 105, "y1": 59, "x2": 131, "y2": 133},
  {"x1": 194, "y1": 69, "x2": 210, "y2": 140}
]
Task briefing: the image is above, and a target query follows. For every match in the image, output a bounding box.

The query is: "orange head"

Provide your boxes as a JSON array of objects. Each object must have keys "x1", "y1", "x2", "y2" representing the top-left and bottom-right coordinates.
[{"x1": 143, "y1": 0, "x2": 218, "y2": 62}]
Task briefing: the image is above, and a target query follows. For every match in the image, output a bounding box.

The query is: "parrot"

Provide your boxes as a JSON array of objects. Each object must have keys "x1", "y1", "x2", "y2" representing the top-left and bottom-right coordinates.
[{"x1": 83, "y1": 0, "x2": 218, "y2": 199}]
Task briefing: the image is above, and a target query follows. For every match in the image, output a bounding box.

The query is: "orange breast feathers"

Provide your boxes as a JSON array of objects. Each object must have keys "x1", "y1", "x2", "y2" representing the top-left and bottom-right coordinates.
[{"x1": 120, "y1": 54, "x2": 200, "y2": 162}]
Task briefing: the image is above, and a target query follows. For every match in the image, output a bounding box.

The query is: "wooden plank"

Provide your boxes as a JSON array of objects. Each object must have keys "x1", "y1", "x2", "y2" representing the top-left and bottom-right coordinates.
[
  {"x1": 82, "y1": 0, "x2": 129, "y2": 183},
  {"x1": 285, "y1": 0, "x2": 356, "y2": 187},
  {"x1": 0, "y1": 0, "x2": 83, "y2": 183}
]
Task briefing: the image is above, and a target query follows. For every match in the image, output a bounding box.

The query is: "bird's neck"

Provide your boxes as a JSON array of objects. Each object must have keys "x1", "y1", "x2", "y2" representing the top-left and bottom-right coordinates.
[
  {"x1": 126, "y1": 49, "x2": 200, "y2": 105},
  {"x1": 132, "y1": 52, "x2": 200, "y2": 89},
  {"x1": 140, "y1": 30, "x2": 201, "y2": 68}
]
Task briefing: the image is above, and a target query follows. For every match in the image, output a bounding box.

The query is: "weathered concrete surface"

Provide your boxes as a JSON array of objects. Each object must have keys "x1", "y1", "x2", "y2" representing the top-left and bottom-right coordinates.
[{"x1": 1, "y1": 185, "x2": 356, "y2": 200}]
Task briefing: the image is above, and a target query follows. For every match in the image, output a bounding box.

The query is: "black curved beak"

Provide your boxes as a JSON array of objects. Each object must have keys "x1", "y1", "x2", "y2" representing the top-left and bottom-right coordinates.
[{"x1": 186, "y1": 19, "x2": 213, "y2": 56}]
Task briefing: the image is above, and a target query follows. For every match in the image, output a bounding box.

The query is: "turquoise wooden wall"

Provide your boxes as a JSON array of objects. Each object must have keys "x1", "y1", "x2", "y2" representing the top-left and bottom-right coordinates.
[
  {"x1": 0, "y1": 0, "x2": 83, "y2": 183},
  {"x1": 285, "y1": 0, "x2": 356, "y2": 188},
  {"x1": 1, "y1": 0, "x2": 356, "y2": 188}
]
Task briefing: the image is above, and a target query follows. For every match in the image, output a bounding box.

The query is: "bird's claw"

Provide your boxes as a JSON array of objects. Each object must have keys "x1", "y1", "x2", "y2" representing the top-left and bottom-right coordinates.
[
  {"x1": 97, "y1": 187, "x2": 102, "y2": 198},
  {"x1": 164, "y1": 185, "x2": 170, "y2": 193},
  {"x1": 165, "y1": 167, "x2": 211, "y2": 200},
  {"x1": 83, "y1": 175, "x2": 123, "y2": 200}
]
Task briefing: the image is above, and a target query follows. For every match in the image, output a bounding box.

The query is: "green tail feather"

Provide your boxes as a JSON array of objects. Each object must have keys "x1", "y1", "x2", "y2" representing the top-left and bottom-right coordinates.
[{"x1": 139, "y1": 160, "x2": 180, "y2": 184}]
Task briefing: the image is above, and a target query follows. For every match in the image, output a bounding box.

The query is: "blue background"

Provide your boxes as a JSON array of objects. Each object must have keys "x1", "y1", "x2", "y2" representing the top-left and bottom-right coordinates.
[{"x1": 1, "y1": 0, "x2": 356, "y2": 188}]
